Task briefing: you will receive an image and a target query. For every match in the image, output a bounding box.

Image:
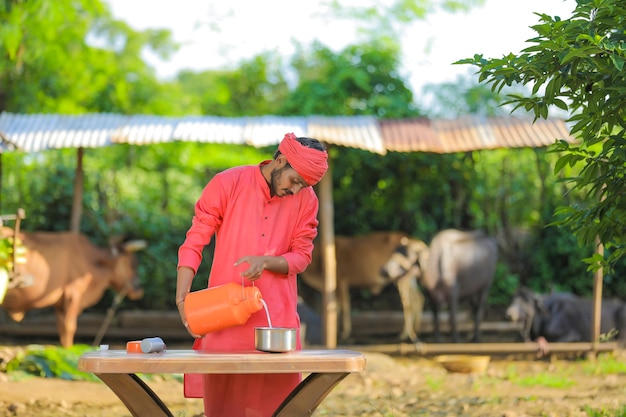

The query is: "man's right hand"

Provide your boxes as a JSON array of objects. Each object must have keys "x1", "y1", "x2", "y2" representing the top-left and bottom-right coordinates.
[
  {"x1": 177, "y1": 299, "x2": 202, "y2": 339},
  {"x1": 176, "y1": 266, "x2": 202, "y2": 339}
]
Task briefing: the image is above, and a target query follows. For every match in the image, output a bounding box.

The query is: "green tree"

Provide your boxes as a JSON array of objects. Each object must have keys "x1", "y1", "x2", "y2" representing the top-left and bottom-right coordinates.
[
  {"x1": 0, "y1": 0, "x2": 185, "y2": 115},
  {"x1": 282, "y1": 40, "x2": 419, "y2": 118},
  {"x1": 177, "y1": 52, "x2": 289, "y2": 117},
  {"x1": 457, "y1": 0, "x2": 626, "y2": 271}
]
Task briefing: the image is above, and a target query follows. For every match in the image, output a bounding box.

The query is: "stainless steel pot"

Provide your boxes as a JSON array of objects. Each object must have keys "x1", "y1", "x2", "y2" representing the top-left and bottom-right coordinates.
[{"x1": 254, "y1": 327, "x2": 297, "y2": 353}]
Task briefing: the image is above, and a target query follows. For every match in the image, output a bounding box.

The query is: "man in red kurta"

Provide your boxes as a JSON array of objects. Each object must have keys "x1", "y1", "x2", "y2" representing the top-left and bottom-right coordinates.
[{"x1": 176, "y1": 133, "x2": 328, "y2": 417}]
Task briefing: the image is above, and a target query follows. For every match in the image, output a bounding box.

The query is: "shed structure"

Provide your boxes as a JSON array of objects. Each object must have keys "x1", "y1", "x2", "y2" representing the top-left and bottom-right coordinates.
[{"x1": 0, "y1": 112, "x2": 577, "y2": 348}]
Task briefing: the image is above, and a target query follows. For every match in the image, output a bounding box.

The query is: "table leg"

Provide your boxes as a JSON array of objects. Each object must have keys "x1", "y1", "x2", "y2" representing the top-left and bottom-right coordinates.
[
  {"x1": 273, "y1": 373, "x2": 348, "y2": 417},
  {"x1": 95, "y1": 373, "x2": 174, "y2": 417}
]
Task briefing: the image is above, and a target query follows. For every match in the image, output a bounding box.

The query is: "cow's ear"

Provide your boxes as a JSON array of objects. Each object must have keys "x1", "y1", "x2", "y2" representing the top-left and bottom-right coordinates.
[{"x1": 123, "y1": 239, "x2": 147, "y2": 253}]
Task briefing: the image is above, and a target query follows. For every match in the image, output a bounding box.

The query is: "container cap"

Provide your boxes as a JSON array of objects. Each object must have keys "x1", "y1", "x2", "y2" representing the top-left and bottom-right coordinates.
[{"x1": 126, "y1": 340, "x2": 142, "y2": 353}]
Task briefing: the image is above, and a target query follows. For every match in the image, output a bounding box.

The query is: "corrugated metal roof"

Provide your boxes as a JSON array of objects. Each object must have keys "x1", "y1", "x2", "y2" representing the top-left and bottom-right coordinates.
[
  {"x1": 378, "y1": 118, "x2": 441, "y2": 152},
  {"x1": 308, "y1": 116, "x2": 385, "y2": 154},
  {"x1": 381, "y1": 116, "x2": 576, "y2": 154},
  {"x1": 175, "y1": 116, "x2": 248, "y2": 145},
  {"x1": 0, "y1": 112, "x2": 576, "y2": 155},
  {"x1": 242, "y1": 115, "x2": 308, "y2": 148}
]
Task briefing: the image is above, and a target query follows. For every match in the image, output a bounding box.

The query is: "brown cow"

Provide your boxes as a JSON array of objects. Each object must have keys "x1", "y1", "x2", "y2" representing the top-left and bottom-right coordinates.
[
  {"x1": 300, "y1": 231, "x2": 424, "y2": 342},
  {"x1": 1, "y1": 230, "x2": 145, "y2": 347}
]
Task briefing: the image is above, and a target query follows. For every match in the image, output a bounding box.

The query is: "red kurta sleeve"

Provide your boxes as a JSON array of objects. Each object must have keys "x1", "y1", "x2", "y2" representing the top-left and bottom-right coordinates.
[
  {"x1": 281, "y1": 188, "x2": 319, "y2": 275},
  {"x1": 177, "y1": 176, "x2": 227, "y2": 274}
]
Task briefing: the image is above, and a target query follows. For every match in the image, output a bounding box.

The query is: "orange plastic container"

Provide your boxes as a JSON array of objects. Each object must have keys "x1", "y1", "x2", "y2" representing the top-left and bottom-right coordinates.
[
  {"x1": 126, "y1": 340, "x2": 142, "y2": 353},
  {"x1": 184, "y1": 282, "x2": 263, "y2": 335}
]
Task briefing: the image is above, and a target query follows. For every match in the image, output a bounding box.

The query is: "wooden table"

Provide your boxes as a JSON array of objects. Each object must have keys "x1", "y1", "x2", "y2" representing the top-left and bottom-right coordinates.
[{"x1": 78, "y1": 349, "x2": 366, "y2": 417}]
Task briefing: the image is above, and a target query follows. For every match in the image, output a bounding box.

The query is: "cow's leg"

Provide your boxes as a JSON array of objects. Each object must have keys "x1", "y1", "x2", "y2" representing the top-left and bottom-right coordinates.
[
  {"x1": 54, "y1": 306, "x2": 71, "y2": 348},
  {"x1": 468, "y1": 297, "x2": 481, "y2": 343},
  {"x1": 411, "y1": 286, "x2": 425, "y2": 337},
  {"x1": 471, "y1": 288, "x2": 490, "y2": 343},
  {"x1": 429, "y1": 295, "x2": 442, "y2": 343},
  {"x1": 337, "y1": 279, "x2": 351, "y2": 341},
  {"x1": 395, "y1": 275, "x2": 423, "y2": 342},
  {"x1": 448, "y1": 286, "x2": 460, "y2": 343},
  {"x1": 55, "y1": 287, "x2": 82, "y2": 347}
]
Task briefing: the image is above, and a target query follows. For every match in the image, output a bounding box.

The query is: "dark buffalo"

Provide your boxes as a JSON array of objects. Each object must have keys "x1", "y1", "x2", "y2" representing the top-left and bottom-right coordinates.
[
  {"x1": 1, "y1": 229, "x2": 146, "y2": 347},
  {"x1": 381, "y1": 229, "x2": 498, "y2": 343},
  {"x1": 505, "y1": 287, "x2": 626, "y2": 347}
]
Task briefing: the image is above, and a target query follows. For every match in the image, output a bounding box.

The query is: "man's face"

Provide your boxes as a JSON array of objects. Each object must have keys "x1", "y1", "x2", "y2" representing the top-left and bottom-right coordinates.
[{"x1": 270, "y1": 165, "x2": 308, "y2": 197}]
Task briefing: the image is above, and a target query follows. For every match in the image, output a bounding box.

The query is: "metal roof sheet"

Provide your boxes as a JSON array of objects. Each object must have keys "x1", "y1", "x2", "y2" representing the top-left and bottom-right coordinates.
[
  {"x1": 379, "y1": 118, "x2": 441, "y2": 153},
  {"x1": 308, "y1": 116, "x2": 385, "y2": 155},
  {"x1": 173, "y1": 116, "x2": 247, "y2": 144},
  {"x1": 242, "y1": 116, "x2": 308, "y2": 148},
  {"x1": 0, "y1": 112, "x2": 576, "y2": 155},
  {"x1": 380, "y1": 116, "x2": 575, "y2": 154}
]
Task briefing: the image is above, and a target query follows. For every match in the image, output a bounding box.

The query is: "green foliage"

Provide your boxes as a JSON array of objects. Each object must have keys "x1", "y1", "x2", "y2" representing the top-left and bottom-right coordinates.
[
  {"x1": 177, "y1": 53, "x2": 289, "y2": 116},
  {"x1": 3, "y1": 344, "x2": 183, "y2": 383},
  {"x1": 526, "y1": 223, "x2": 595, "y2": 294},
  {"x1": 457, "y1": 0, "x2": 626, "y2": 272},
  {"x1": 332, "y1": 149, "x2": 465, "y2": 236},
  {"x1": 6, "y1": 344, "x2": 99, "y2": 381},
  {"x1": 488, "y1": 263, "x2": 520, "y2": 306},
  {"x1": 0, "y1": 0, "x2": 190, "y2": 115},
  {"x1": 283, "y1": 40, "x2": 420, "y2": 118}
]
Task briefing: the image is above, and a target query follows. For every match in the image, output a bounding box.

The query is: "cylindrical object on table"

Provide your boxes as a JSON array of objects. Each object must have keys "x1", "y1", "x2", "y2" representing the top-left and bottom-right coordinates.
[
  {"x1": 141, "y1": 337, "x2": 166, "y2": 353},
  {"x1": 255, "y1": 327, "x2": 297, "y2": 353},
  {"x1": 184, "y1": 282, "x2": 263, "y2": 335}
]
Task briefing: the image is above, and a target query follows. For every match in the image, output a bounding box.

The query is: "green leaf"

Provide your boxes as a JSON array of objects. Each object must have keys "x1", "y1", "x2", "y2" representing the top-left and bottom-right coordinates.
[{"x1": 610, "y1": 54, "x2": 624, "y2": 71}]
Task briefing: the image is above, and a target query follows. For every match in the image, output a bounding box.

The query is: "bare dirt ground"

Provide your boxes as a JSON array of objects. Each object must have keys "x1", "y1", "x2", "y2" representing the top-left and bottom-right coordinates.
[{"x1": 0, "y1": 348, "x2": 625, "y2": 417}]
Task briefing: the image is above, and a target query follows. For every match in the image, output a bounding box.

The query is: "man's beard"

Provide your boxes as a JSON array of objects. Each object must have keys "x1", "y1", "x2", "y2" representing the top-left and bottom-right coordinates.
[{"x1": 270, "y1": 166, "x2": 290, "y2": 197}]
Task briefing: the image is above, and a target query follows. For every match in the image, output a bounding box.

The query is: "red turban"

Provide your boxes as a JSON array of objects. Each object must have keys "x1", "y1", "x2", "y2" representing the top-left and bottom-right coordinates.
[{"x1": 278, "y1": 132, "x2": 328, "y2": 186}]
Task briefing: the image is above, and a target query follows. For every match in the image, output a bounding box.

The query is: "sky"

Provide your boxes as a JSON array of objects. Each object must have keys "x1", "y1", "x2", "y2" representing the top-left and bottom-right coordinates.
[{"x1": 105, "y1": 0, "x2": 575, "y2": 95}]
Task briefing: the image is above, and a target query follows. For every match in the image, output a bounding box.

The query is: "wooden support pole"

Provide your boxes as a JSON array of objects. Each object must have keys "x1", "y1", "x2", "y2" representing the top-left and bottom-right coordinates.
[
  {"x1": 590, "y1": 236, "x2": 604, "y2": 360},
  {"x1": 317, "y1": 156, "x2": 337, "y2": 348},
  {"x1": 70, "y1": 147, "x2": 84, "y2": 233}
]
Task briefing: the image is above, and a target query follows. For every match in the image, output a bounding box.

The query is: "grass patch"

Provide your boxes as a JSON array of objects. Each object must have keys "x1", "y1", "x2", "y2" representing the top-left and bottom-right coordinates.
[
  {"x1": 513, "y1": 373, "x2": 576, "y2": 388},
  {"x1": 424, "y1": 375, "x2": 444, "y2": 390},
  {"x1": 584, "y1": 405, "x2": 626, "y2": 417},
  {"x1": 505, "y1": 362, "x2": 576, "y2": 389},
  {"x1": 6, "y1": 344, "x2": 100, "y2": 382},
  {"x1": 582, "y1": 353, "x2": 626, "y2": 376},
  {"x1": 3, "y1": 344, "x2": 183, "y2": 383}
]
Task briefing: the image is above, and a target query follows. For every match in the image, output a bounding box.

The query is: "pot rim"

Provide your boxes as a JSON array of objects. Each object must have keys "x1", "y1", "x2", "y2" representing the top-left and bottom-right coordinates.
[{"x1": 255, "y1": 327, "x2": 296, "y2": 331}]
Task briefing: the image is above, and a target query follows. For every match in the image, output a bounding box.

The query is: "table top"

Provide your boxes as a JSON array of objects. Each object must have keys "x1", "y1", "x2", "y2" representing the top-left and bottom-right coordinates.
[{"x1": 78, "y1": 349, "x2": 366, "y2": 375}]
